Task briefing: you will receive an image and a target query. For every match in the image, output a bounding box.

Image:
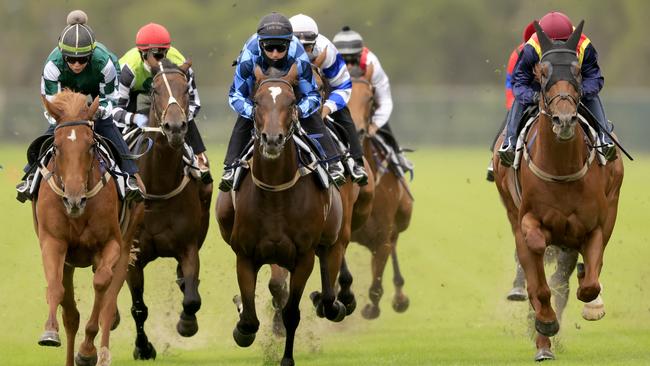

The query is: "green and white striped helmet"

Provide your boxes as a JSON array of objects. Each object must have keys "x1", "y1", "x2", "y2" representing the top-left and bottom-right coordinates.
[{"x1": 58, "y1": 22, "x2": 96, "y2": 57}]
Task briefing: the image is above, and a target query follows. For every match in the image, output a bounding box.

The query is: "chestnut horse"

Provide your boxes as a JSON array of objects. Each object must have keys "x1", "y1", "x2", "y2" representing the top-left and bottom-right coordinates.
[
  {"x1": 216, "y1": 64, "x2": 347, "y2": 366},
  {"x1": 34, "y1": 90, "x2": 142, "y2": 366},
  {"x1": 267, "y1": 52, "x2": 376, "y2": 334},
  {"x1": 126, "y1": 59, "x2": 211, "y2": 359},
  {"x1": 348, "y1": 65, "x2": 413, "y2": 319},
  {"x1": 492, "y1": 22, "x2": 624, "y2": 361}
]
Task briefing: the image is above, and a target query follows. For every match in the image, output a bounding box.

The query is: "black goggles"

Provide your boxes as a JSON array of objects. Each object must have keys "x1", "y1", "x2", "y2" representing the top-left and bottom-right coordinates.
[
  {"x1": 143, "y1": 48, "x2": 168, "y2": 61},
  {"x1": 262, "y1": 42, "x2": 288, "y2": 53},
  {"x1": 342, "y1": 54, "x2": 360, "y2": 65},
  {"x1": 65, "y1": 55, "x2": 90, "y2": 65}
]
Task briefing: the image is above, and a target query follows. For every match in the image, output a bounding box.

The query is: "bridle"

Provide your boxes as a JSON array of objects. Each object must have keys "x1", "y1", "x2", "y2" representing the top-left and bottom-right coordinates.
[
  {"x1": 149, "y1": 62, "x2": 188, "y2": 133},
  {"x1": 538, "y1": 49, "x2": 581, "y2": 119},
  {"x1": 252, "y1": 77, "x2": 298, "y2": 147}
]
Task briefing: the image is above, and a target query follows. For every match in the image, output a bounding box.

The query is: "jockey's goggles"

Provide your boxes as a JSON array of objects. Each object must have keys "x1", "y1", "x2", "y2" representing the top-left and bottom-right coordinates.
[
  {"x1": 261, "y1": 41, "x2": 288, "y2": 53},
  {"x1": 65, "y1": 55, "x2": 90, "y2": 65},
  {"x1": 295, "y1": 31, "x2": 317, "y2": 45},
  {"x1": 142, "y1": 48, "x2": 168, "y2": 61},
  {"x1": 342, "y1": 54, "x2": 361, "y2": 65}
]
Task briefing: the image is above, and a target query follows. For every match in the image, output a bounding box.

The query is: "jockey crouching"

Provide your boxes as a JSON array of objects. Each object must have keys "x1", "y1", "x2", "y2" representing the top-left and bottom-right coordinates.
[
  {"x1": 17, "y1": 14, "x2": 145, "y2": 202},
  {"x1": 498, "y1": 11, "x2": 616, "y2": 167},
  {"x1": 220, "y1": 12, "x2": 346, "y2": 192},
  {"x1": 290, "y1": 13, "x2": 368, "y2": 186}
]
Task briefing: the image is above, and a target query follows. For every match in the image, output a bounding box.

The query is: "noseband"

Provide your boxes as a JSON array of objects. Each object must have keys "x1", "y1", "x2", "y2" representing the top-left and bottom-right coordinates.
[{"x1": 253, "y1": 78, "x2": 298, "y2": 147}]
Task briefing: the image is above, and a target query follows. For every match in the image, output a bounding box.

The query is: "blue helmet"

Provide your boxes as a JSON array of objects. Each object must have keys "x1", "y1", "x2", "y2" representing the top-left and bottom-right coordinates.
[{"x1": 257, "y1": 12, "x2": 293, "y2": 42}]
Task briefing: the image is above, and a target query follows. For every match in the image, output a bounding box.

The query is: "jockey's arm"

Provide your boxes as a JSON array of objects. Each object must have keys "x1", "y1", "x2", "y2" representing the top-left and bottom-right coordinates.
[
  {"x1": 295, "y1": 58, "x2": 322, "y2": 118},
  {"x1": 369, "y1": 56, "x2": 393, "y2": 129},
  {"x1": 97, "y1": 60, "x2": 118, "y2": 119},
  {"x1": 512, "y1": 44, "x2": 540, "y2": 105},
  {"x1": 186, "y1": 66, "x2": 201, "y2": 120},
  {"x1": 228, "y1": 55, "x2": 255, "y2": 120},
  {"x1": 112, "y1": 64, "x2": 137, "y2": 126},
  {"x1": 580, "y1": 44, "x2": 604, "y2": 100}
]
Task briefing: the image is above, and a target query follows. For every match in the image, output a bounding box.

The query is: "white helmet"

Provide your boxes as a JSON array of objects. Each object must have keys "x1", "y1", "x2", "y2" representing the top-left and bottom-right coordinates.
[{"x1": 289, "y1": 14, "x2": 318, "y2": 45}]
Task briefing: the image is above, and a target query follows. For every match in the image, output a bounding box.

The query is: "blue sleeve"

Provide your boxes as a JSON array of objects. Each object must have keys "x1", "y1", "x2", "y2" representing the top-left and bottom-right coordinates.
[
  {"x1": 228, "y1": 54, "x2": 255, "y2": 120},
  {"x1": 296, "y1": 57, "x2": 322, "y2": 118},
  {"x1": 580, "y1": 44, "x2": 604, "y2": 100},
  {"x1": 512, "y1": 45, "x2": 540, "y2": 105}
]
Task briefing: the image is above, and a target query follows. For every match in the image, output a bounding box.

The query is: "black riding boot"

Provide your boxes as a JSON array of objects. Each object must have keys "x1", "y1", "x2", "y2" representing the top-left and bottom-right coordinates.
[
  {"x1": 330, "y1": 107, "x2": 368, "y2": 185},
  {"x1": 301, "y1": 113, "x2": 346, "y2": 186},
  {"x1": 219, "y1": 115, "x2": 253, "y2": 191}
]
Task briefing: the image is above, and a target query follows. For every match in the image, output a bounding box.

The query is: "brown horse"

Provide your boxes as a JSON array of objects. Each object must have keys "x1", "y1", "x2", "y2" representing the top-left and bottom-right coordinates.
[
  {"x1": 126, "y1": 59, "x2": 211, "y2": 359},
  {"x1": 492, "y1": 22, "x2": 624, "y2": 361},
  {"x1": 348, "y1": 65, "x2": 414, "y2": 319},
  {"x1": 216, "y1": 64, "x2": 346, "y2": 366},
  {"x1": 267, "y1": 52, "x2": 376, "y2": 334},
  {"x1": 34, "y1": 90, "x2": 142, "y2": 366}
]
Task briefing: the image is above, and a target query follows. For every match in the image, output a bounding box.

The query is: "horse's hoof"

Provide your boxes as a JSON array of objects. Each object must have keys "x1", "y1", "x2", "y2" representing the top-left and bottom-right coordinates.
[
  {"x1": 110, "y1": 309, "x2": 120, "y2": 331},
  {"x1": 340, "y1": 296, "x2": 357, "y2": 315},
  {"x1": 281, "y1": 357, "x2": 295, "y2": 366},
  {"x1": 177, "y1": 313, "x2": 199, "y2": 337},
  {"x1": 133, "y1": 342, "x2": 156, "y2": 360},
  {"x1": 325, "y1": 300, "x2": 347, "y2": 322},
  {"x1": 506, "y1": 287, "x2": 528, "y2": 301},
  {"x1": 97, "y1": 346, "x2": 111, "y2": 366},
  {"x1": 392, "y1": 295, "x2": 410, "y2": 313},
  {"x1": 535, "y1": 319, "x2": 560, "y2": 337},
  {"x1": 534, "y1": 347, "x2": 555, "y2": 362},
  {"x1": 582, "y1": 295, "x2": 605, "y2": 321},
  {"x1": 38, "y1": 330, "x2": 61, "y2": 347},
  {"x1": 272, "y1": 310, "x2": 286, "y2": 337},
  {"x1": 233, "y1": 326, "x2": 256, "y2": 347},
  {"x1": 361, "y1": 304, "x2": 380, "y2": 320},
  {"x1": 75, "y1": 352, "x2": 98, "y2": 366}
]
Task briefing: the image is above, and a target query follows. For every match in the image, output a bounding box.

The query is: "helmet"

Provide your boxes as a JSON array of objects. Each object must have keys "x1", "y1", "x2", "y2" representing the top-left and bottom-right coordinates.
[
  {"x1": 290, "y1": 14, "x2": 318, "y2": 45},
  {"x1": 333, "y1": 26, "x2": 363, "y2": 55},
  {"x1": 257, "y1": 12, "x2": 293, "y2": 41},
  {"x1": 136, "y1": 23, "x2": 171, "y2": 50},
  {"x1": 58, "y1": 21, "x2": 95, "y2": 58},
  {"x1": 522, "y1": 21, "x2": 536, "y2": 42},
  {"x1": 539, "y1": 11, "x2": 573, "y2": 40}
]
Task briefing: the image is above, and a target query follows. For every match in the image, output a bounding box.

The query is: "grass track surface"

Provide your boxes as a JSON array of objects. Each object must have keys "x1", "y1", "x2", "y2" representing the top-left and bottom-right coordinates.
[{"x1": 1, "y1": 145, "x2": 648, "y2": 365}]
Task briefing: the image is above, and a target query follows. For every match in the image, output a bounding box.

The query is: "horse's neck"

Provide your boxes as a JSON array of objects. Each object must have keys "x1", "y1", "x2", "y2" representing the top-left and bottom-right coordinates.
[
  {"x1": 142, "y1": 133, "x2": 185, "y2": 188},
  {"x1": 531, "y1": 115, "x2": 588, "y2": 175},
  {"x1": 252, "y1": 140, "x2": 298, "y2": 187}
]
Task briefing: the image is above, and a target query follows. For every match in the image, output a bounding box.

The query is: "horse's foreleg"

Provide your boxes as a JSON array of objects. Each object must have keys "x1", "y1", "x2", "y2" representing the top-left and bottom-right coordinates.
[
  {"x1": 281, "y1": 252, "x2": 315, "y2": 366},
  {"x1": 233, "y1": 255, "x2": 260, "y2": 347},
  {"x1": 549, "y1": 248, "x2": 578, "y2": 322},
  {"x1": 313, "y1": 243, "x2": 346, "y2": 322},
  {"x1": 361, "y1": 240, "x2": 392, "y2": 320},
  {"x1": 577, "y1": 228, "x2": 604, "y2": 303},
  {"x1": 519, "y1": 214, "x2": 558, "y2": 337},
  {"x1": 38, "y1": 235, "x2": 67, "y2": 348},
  {"x1": 127, "y1": 259, "x2": 156, "y2": 360},
  {"x1": 337, "y1": 257, "x2": 357, "y2": 315},
  {"x1": 176, "y1": 245, "x2": 201, "y2": 337},
  {"x1": 78, "y1": 238, "x2": 120, "y2": 363},
  {"x1": 269, "y1": 264, "x2": 289, "y2": 336},
  {"x1": 390, "y1": 237, "x2": 410, "y2": 313},
  {"x1": 61, "y1": 265, "x2": 79, "y2": 366}
]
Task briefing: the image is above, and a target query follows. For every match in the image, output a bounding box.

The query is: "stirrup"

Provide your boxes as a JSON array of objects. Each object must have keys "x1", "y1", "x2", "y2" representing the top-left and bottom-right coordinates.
[
  {"x1": 486, "y1": 160, "x2": 495, "y2": 182},
  {"x1": 328, "y1": 162, "x2": 346, "y2": 186},
  {"x1": 16, "y1": 178, "x2": 33, "y2": 203},
  {"x1": 125, "y1": 176, "x2": 144, "y2": 202},
  {"x1": 351, "y1": 165, "x2": 368, "y2": 186},
  {"x1": 218, "y1": 169, "x2": 234, "y2": 192},
  {"x1": 498, "y1": 145, "x2": 515, "y2": 167}
]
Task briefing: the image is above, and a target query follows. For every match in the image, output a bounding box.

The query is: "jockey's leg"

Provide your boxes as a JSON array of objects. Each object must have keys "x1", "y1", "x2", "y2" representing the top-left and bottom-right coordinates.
[
  {"x1": 486, "y1": 111, "x2": 509, "y2": 182},
  {"x1": 379, "y1": 123, "x2": 413, "y2": 171},
  {"x1": 330, "y1": 107, "x2": 368, "y2": 185},
  {"x1": 301, "y1": 113, "x2": 345, "y2": 186},
  {"x1": 16, "y1": 124, "x2": 56, "y2": 203},
  {"x1": 498, "y1": 100, "x2": 526, "y2": 167},
  {"x1": 219, "y1": 115, "x2": 252, "y2": 192},
  {"x1": 582, "y1": 95, "x2": 616, "y2": 160},
  {"x1": 94, "y1": 115, "x2": 144, "y2": 202},
  {"x1": 185, "y1": 119, "x2": 212, "y2": 184}
]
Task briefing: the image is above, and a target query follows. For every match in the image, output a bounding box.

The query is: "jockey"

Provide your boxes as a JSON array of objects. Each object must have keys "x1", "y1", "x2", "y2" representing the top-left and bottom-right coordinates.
[
  {"x1": 486, "y1": 21, "x2": 535, "y2": 181},
  {"x1": 16, "y1": 12, "x2": 144, "y2": 203},
  {"x1": 112, "y1": 23, "x2": 211, "y2": 183},
  {"x1": 498, "y1": 11, "x2": 616, "y2": 166},
  {"x1": 289, "y1": 13, "x2": 368, "y2": 186},
  {"x1": 221, "y1": 12, "x2": 346, "y2": 192}
]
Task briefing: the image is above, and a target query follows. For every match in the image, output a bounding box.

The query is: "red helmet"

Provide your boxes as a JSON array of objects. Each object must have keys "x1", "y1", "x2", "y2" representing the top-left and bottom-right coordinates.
[
  {"x1": 522, "y1": 21, "x2": 536, "y2": 42},
  {"x1": 136, "y1": 23, "x2": 171, "y2": 50},
  {"x1": 539, "y1": 11, "x2": 573, "y2": 40}
]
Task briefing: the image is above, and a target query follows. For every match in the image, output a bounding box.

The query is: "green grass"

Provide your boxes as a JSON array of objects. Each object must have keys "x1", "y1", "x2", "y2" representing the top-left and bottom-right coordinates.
[{"x1": 1, "y1": 145, "x2": 649, "y2": 365}]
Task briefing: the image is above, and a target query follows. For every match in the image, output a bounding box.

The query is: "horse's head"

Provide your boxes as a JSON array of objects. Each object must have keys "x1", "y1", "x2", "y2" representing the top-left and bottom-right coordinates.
[
  {"x1": 150, "y1": 58, "x2": 191, "y2": 149},
  {"x1": 42, "y1": 90, "x2": 99, "y2": 217},
  {"x1": 347, "y1": 64, "x2": 374, "y2": 138},
  {"x1": 533, "y1": 20, "x2": 584, "y2": 141},
  {"x1": 252, "y1": 64, "x2": 298, "y2": 159}
]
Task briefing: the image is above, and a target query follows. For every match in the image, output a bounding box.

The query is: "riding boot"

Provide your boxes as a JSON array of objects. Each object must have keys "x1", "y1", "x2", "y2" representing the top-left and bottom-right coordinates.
[
  {"x1": 498, "y1": 101, "x2": 526, "y2": 167},
  {"x1": 331, "y1": 107, "x2": 368, "y2": 185},
  {"x1": 379, "y1": 123, "x2": 413, "y2": 171},
  {"x1": 16, "y1": 124, "x2": 56, "y2": 203},
  {"x1": 220, "y1": 115, "x2": 253, "y2": 192},
  {"x1": 582, "y1": 95, "x2": 616, "y2": 161},
  {"x1": 185, "y1": 119, "x2": 212, "y2": 184},
  {"x1": 94, "y1": 115, "x2": 144, "y2": 202},
  {"x1": 301, "y1": 113, "x2": 346, "y2": 186}
]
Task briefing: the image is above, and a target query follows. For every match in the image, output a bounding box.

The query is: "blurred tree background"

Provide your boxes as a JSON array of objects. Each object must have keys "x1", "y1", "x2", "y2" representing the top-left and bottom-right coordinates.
[{"x1": 2, "y1": 0, "x2": 649, "y2": 148}]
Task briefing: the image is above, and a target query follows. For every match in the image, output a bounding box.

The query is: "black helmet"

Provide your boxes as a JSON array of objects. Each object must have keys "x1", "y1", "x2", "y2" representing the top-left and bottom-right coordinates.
[
  {"x1": 333, "y1": 26, "x2": 363, "y2": 55},
  {"x1": 257, "y1": 12, "x2": 293, "y2": 41},
  {"x1": 58, "y1": 22, "x2": 96, "y2": 57}
]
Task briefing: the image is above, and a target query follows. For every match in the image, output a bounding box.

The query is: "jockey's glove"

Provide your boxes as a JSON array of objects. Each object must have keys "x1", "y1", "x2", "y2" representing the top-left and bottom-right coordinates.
[{"x1": 133, "y1": 114, "x2": 149, "y2": 128}]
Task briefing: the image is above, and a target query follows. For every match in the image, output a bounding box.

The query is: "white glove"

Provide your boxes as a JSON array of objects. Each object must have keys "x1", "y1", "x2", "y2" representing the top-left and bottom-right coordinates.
[
  {"x1": 43, "y1": 111, "x2": 57, "y2": 125},
  {"x1": 94, "y1": 106, "x2": 109, "y2": 120},
  {"x1": 133, "y1": 114, "x2": 149, "y2": 127}
]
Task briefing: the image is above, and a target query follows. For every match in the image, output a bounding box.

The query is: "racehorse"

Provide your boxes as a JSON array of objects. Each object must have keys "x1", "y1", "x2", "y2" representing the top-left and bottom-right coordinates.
[
  {"x1": 125, "y1": 59, "x2": 211, "y2": 359},
  {"x1": 267, "y1": 51, "x2": 376, "y2": 334},
  {"x1": 35, "y1": 90, "x2": 142, "y2": 366},
  {"x1": 348, "y1": 65, "x2": 414, "y2": 319},
  {"x1": 492, "y1": 21, "x2": 624, "y2": 361},
  {"x1": 216, "y1": 64, "x2": 346, "y2": 366}
]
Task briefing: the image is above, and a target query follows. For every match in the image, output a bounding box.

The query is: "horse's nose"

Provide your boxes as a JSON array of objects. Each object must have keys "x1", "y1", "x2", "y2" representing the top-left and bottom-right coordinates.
[
  {"x1": 163, "y1": 121, "x2": 187, "y2": 135},
  {"x1": 63, "y1": 194, "x2": 86, "y2": 216},
  {"x1": 263, "y1": 133, "x2": 282, "y2": 146}
]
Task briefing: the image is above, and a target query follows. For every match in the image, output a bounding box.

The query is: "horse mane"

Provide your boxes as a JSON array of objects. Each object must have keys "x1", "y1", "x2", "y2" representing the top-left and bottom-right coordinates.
[
  {"x1": 51, "y1": 89, "x2": 88, "y2": 118},
  {"x1": 265, "y1": 66, "x2": 289, "y2": 79},
  {"x1": 348, "y1": 65, "x2": 364, "y2": 78}
]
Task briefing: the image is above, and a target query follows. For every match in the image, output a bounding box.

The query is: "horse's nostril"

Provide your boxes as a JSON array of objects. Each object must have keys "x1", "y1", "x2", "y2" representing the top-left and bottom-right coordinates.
[
  {"x1": 182, "y1": 121, "x2": 188, "y2": 130},
  {"x1": 162, "y1": 123, "x2": 171, "y2": 130},
  {"x1": 261, "y1": 133, "x2": 268, "y2": 142},
  {"x1": 552, "y1": 116, "x2": 561, "y2": 125},
  {"x1": 62, "y1": 197, "x2": 69, "y2": 206},
  {"x1": 277, "y1": 133, "x2": 284, "y2": 142},
  {"x1": 79, "y1": 197, "x2": 87, "y2": 207}
]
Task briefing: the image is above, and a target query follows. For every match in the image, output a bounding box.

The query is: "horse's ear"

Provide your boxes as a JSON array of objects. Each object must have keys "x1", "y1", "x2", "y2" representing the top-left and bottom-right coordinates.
[
  {"x1": 364, "y1": 63, "x2": 374, "y2": 82},
  {"x1": 180, "y1": 58, "x2": 192, "y2": 73},
  {"x1": 41, "y1": 95, "x2": 61, "y2": 122},
  {"x1": 533, "y1": 21, "x2": 553, "y2": 52},
  {"x1": 313, "y1": 47, "x2": 327, "y2": 68},
  {"x1": 254, "y1": 64, "x2": 266, "y2": 84},
  {"x1": 565, "y1": 20, "x2": 584, "y2": 51},
  {"x1": 283, "y1": 63, "x2": 298, "y2": 85},
  {"x1": 87, "y1": 96, "x2": 100, "y2": 121}
]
